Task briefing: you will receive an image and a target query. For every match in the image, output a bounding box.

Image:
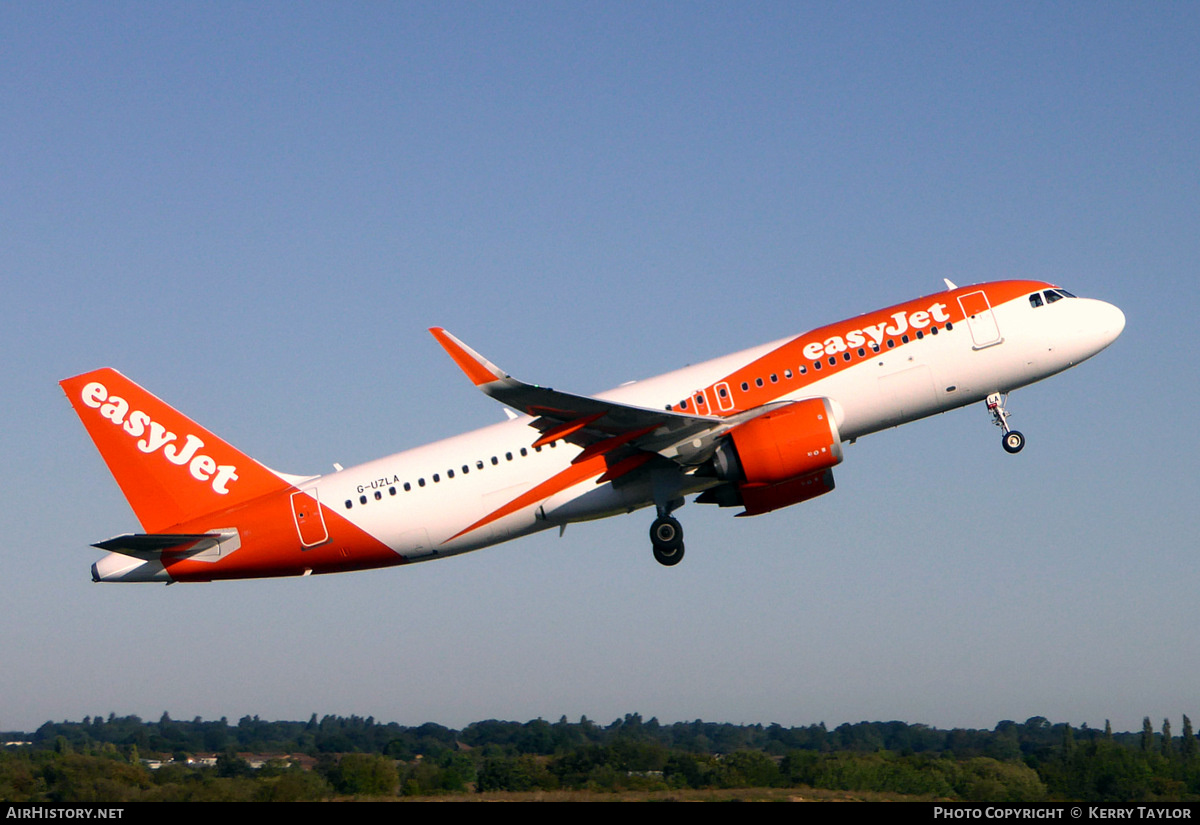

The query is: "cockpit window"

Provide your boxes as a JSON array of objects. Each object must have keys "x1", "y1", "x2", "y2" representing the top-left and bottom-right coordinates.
[{"x1": 1033, "y1": 288, "x2": 1078, "y2": 307}]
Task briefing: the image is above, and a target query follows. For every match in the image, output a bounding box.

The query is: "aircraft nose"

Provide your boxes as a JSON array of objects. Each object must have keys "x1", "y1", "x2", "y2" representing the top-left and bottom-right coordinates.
[{"x1": 1094, "y1": 300, "x2": 1126, "y2": 347}]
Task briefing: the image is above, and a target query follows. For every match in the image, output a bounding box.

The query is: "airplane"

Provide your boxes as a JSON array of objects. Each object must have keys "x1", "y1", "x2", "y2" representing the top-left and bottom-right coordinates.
[{"x1": 61, "y1": 279, "x2": 1124, "y2": 583}]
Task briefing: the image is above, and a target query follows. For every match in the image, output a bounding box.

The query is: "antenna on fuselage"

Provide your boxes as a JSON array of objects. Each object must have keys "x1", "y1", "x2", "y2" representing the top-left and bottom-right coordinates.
[{"x1": 944, "y1": 278, "x2": 958, "y2": 290}]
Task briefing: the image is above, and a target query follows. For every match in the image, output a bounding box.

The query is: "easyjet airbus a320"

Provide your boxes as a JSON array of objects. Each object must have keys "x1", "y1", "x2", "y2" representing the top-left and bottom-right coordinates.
[{"x1": 63, "y1": 280, "x2": 1124, "y2": 583}]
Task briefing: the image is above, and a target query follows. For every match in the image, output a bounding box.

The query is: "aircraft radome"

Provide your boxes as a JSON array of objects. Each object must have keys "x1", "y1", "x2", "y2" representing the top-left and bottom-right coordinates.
[{"x1": 62, "y1": 280, "x2": 1124, "y2": 582}]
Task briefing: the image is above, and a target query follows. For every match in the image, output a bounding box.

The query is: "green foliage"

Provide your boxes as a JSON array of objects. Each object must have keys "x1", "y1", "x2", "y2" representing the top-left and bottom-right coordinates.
[
  {"x1": 780, "y1": 750, "x2": 1045, "y2": 801},
  {"x1": 215, "y1": 750, "x2": 252, "y2": 778},
  {"x1": 712, "y1": 750, "x2": 782, "y2": 788},
  {"x1": 254, "y1": 765, "x2": 332, "y2": 801},
  {"x1": 956, "y1": 757, "x2": 1046, "y2": 803},
  {"x1": 38, "y1": 752, "x2": 153, "y2": 803},
  {"x1": 6, "y1": 711, "x2": 1200, "y2": 801},
  {"x1": 326, "y1": 753, "x2": 399, "y2": 796},
  {"x1": 396, "y1": 752, "x2": 472, "y2": 796},
  {"x1": 475, "y1": 754, "x2": 558, "y2": 792}
]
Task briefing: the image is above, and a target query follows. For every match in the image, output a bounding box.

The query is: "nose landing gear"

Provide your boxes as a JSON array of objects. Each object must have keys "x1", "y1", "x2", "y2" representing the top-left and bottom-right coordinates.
[{"x1": 986, "y1": 392, "x2": 1025, "y2": 454}]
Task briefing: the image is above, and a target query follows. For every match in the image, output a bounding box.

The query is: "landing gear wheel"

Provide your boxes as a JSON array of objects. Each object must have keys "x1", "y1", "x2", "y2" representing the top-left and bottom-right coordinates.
[
  {"x1": 1002, "y1": 430, "x2": 1025, "y2": 454},
  {"x1": 651, "y1": 516, "x2": 682, "y2": 547},
  {"x1": 653, "y1": 541, "x2": 685, "y2": 566},
  {"x1": 650, "y1": 516, "x2": 684, "y2": 566}
]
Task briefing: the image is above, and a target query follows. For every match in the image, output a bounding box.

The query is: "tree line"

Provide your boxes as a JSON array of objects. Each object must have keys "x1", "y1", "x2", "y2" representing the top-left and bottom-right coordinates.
[{"x1": 2, "y1": 713, "x2": 1197, "y2": 801}]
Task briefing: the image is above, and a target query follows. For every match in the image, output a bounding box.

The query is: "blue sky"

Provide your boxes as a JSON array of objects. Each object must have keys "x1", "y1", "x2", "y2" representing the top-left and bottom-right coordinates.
[{"x1": 3, "y1": 3, "x2": 1197, "y2": 734}]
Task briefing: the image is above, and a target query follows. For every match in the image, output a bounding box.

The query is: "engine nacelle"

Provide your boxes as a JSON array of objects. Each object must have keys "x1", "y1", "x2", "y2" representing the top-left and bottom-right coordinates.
[
  {"x1": 706, "y1": 398, "x2": 843, "y2": 516},
  {"x1": 739, "y1": 468, "x2": 835, "y2": 516},
  {"x1": 713, "y1": 397, "x2": 844, "y2": 485}
]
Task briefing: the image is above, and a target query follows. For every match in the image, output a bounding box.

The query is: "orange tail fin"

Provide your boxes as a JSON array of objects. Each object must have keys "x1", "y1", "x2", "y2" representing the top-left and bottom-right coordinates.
[{"x1": 61, "y1": 368, "x2": 294, "y2": 532}]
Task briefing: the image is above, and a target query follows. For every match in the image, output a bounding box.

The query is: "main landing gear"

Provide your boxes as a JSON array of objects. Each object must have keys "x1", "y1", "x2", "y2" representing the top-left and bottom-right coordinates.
[
  {"x1": 986, "y1": 392, "x2": 1025, "y2": 454},
  {"x1": 650, "y1": 515, "x2": 684, "y2": 566},
  {"x1": 649, "y1": 467, "x2": 687, "y2": 566}
]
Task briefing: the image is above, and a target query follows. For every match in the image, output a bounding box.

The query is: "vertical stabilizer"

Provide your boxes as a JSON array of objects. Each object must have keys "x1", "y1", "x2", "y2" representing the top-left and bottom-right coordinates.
[{"x1": 60, "y1": 368, "x2": 292, "y2": 532}]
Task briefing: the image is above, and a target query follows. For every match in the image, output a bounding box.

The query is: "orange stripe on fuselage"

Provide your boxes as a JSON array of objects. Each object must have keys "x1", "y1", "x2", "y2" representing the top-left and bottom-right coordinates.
[
  {"x1": 444, "y1": 453, "x2": 613, "y2": 544},
  {"x1": 671, "y1": 280, "x2": 1048, "y2": 416}
]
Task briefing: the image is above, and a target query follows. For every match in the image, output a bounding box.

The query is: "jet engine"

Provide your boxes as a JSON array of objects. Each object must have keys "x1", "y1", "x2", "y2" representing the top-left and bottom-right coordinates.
[{"x1": 707, "y1": 397, "x2": 844, "y2": 515}]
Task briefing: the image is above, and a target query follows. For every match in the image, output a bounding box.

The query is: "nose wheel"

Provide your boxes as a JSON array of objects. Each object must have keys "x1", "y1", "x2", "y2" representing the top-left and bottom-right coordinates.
[
  {"x1": 986, "y1": 392, "x2": 1025, "y2": 454},
  {"x1": 650, "y1": 516, "x2": 684, "y2": 566},
  {"x1": 1002, "y1": 430, "x2": 1025, "y2": 454}
]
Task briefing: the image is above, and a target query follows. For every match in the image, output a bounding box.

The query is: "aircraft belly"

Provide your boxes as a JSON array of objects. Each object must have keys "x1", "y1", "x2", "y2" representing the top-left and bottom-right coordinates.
[{"x1": 539, "y1": 477, "x2": 655, "y2": 524}]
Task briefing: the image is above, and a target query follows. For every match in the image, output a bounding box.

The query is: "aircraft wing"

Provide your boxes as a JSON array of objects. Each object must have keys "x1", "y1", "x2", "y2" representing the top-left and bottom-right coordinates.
[{"x1": 430, "y1": 328, "x2": 752, "y2": 465}]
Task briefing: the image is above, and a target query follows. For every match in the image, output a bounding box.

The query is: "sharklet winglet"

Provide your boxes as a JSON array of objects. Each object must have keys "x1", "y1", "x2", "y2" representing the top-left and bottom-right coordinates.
[{"x1": 429, "y1": 328, "x2": 508, "y2": 387}]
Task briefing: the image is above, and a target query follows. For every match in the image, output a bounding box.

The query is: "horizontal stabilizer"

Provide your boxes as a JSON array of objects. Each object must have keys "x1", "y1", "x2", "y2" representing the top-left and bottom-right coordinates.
[{"x1": 93, "y1": 533, "x2": 223, "y2": 561}]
